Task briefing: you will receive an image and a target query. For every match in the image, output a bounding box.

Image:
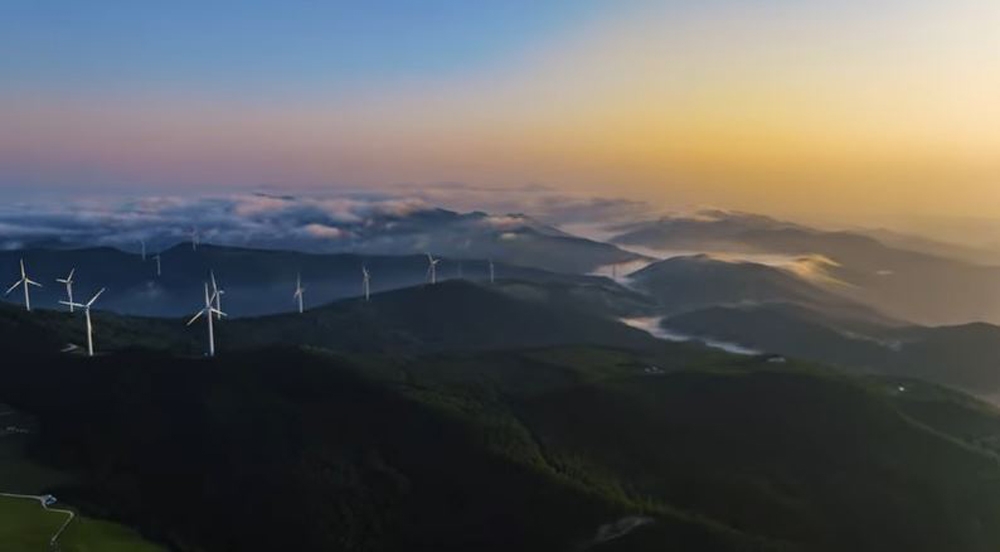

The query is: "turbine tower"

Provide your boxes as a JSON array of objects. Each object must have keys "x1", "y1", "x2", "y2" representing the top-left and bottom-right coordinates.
[
  {"x1": 187, "y1": 283, "x2": 226, "y2": 357},
  {"x1": 5, "y1": 259, "x2": 42, "y2": 312},
  {"x1": 362, "y1": 265, "x2": 371, "y2": 302},
  {"x1": 488, "y1": 259, "x2": 495, "y2": 284},
  {"x1": 425, "y1": 254, "x2": 439, "y2": 285},
  {"x1": 153, "y1": 254, "x2": 162, "y2": 277},
  {"x1": 139, "y1": 239, "x2": 147, "y2": 261},
  {"x1": 61, "y1": 288, "x2": 105, "y2": 357},
  {"x1": 56, "y1": 268, "x2": 76, "y2": 312},
  {"x1": 190, "y1": 228, "x2": 200, "y2": 251},
  {"x1": 293, "y1": 273, "x2": 305, "y2": 313},
  {"x1": 210, "y1": 270, "x2": 225, "y2": 319}
]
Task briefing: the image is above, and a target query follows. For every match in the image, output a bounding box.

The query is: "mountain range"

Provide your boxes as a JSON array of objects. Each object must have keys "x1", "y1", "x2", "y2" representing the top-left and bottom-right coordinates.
[
  {"x1": 611, "y1": 210, "x2": 1000, "y2": 325},
  {"x1": 4, "y1": 279, "x2": 1000, "y2": 551},
  {"x1": 0, "y1": 244, "x2": 633, "y2": 318}
]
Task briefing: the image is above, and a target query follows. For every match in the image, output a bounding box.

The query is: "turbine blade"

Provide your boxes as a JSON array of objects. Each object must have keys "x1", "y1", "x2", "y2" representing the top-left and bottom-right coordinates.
[
  {"x1": 186, "y1": 310, "x2": 204, "y2": 326},
  {"x1": 60, "y1": 301, "x2": 85, "y2": 308},
  {"x1": 67, "y1": 268, "x2": 75, "y2": 281},
  {"x1": 26, "y1": 279, "x2": 42, "y2": 287},
  {"x1": 87, "y1": 288, "x2": 106, "y2": 306},
  {"x1": 5, "y1": 280, "x2": 21, "y2": 295},
  {"x1": 211, "y1": 308, "x2": 227, "y2": 318}
]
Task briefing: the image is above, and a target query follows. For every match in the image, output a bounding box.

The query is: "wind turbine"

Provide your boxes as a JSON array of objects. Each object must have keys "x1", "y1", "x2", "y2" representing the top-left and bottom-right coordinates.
[
  {"x1": 190, "y1": 228, "x2": 200, "y2": 251},
  {"x1": 425, "y1": 254, "x2": 439, "y2": 285},
  {"x1": 153, "y1": 254, "x2": 162, "y2": 277},
  {"x1": 187, "y1": 283, "x2": 226, "y2": 357},
  {"x1": 362, "y1": 265, "x2": 371, "y2": 302},
  {"x1": 210, "y1": 270, "x2": 225, "y2": 319},
  {"x1": 488, "y1": 259, "x2": 495, "y2": 284},
  {"x1": 293, "y1": 273, "x2": 305, "y2": 313},
  {"x1": 56, "y1": 268, "x2": 76, "y2": 312},
  {"x1": 5, "y1": 259, "x2": 42, "y2": 312},
  {"x1": 61, "y1": 288, "x2": 105, "y2": 357}
]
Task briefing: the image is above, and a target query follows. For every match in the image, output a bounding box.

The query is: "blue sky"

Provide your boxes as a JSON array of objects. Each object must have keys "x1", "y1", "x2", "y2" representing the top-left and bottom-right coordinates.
[{"x1": 1, "y1": 1, "x2": 612, "y2": 95}]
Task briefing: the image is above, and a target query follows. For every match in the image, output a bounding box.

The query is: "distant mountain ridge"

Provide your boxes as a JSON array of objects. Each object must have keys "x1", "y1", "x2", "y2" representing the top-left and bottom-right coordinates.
[
  {"x1": 627, "y1": 254, "x2": 898, "y2": 330},
  {"x1": 0, "y1": 244, "x2": 639, "y2": 318},
  {"x1": 612, "y1": 210, "x2": 1000, "y2": 325},
  {"x1": 663, "y1": 303, "x2": 1000, "y2": 395},
  {"x1": 4, "y1": 203, "x2": 646, "y2": 274}
]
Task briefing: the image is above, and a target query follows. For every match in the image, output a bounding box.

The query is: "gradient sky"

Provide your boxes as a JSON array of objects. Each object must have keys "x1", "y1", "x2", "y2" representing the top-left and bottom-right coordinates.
[{"x1": 2, "y1": 0, "x2": 998, "y2": 223}]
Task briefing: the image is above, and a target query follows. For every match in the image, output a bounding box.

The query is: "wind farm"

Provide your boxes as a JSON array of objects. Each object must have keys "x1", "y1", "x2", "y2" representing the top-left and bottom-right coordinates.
[{"x1": 2, "y1": 1, "x2": 998, "y2": 551}]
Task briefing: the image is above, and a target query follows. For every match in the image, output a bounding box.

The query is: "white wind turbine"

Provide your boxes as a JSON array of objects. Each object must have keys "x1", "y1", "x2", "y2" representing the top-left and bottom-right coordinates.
[
  {"x1": 362, "y1": 265, "x2": 371, "y2": 302},
  {"x1": 210, "y1": 270, "x2": 225, "y2": 319},
  {"x1": 56, "y1": 268, "x2": 76, "y2": 312},
  {"x1": 61, "y1": 288, "x2": 105, "y2": 357},
  {"x1": 293, "y1": 273, "x2": 305, "y2": 313},
  {"x1": 187, "y1": 283, "x2": 226, "y2": 357},
  {"x1": 190, "y1": 228, "x2": 200, "y2": 251},
  {"x1": 153, "y1": 254, "x2": 162, "y2": 277},
  {"x1": 425, "y1": 254, "x2": 439, "y2": 285},
  {"x1": 5, "y1": 259, "x2": 42, "y2": 312}
]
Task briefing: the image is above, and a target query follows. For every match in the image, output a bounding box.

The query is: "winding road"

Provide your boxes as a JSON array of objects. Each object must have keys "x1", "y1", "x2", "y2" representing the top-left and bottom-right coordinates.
[{"x1": 0, "y1": 492, "x2": 75, "y2": 547}]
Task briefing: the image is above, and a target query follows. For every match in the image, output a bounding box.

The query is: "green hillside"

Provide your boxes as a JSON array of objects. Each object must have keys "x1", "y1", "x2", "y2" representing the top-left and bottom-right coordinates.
[
  {"x1": 2, "y1": 341, "x2": 1000, "y2": 551},
  {"x1": 221, "y1": 280, "x2": 665, "y2": 354},
  {"x1": 4, "y1": 282, "x2": 1000, "y2": 551},
  {"x1": 664, "y1": 304, "x2": 1000, "y2": 394}
]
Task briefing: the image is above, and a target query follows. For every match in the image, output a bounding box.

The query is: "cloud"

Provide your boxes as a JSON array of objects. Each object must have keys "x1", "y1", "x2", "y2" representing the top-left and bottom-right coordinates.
[
  {"x1": 301, "y1": 223, "x2": 351, "y2": 240},
  {"x1": 0, "y1": 188, "x2": 656, "y2": 255}
]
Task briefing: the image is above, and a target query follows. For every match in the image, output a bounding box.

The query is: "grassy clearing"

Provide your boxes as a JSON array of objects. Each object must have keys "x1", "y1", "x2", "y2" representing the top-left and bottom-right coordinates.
[
  {"x1": 0, "y1": 496, "x2": 166, "y2": 552},
  {"x1": 0, "y1": 496, "x2": 65, "y2": 552}
]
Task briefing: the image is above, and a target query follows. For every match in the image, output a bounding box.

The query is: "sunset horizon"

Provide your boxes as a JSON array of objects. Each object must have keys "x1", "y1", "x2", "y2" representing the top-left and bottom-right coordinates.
[{"x1": 3, "y1": 1, "x2": 998, "y2": 225}]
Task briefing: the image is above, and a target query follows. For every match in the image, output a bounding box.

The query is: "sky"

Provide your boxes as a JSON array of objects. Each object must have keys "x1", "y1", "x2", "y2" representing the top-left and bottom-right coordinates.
[{"x1": 1, "y1": 0, "x2": 999, "y2": 226}]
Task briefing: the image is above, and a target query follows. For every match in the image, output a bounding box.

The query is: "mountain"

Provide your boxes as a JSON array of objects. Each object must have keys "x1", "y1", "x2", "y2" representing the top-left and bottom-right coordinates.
[
  {"x1": 5, "y1": 204, "x2": 647, "y2": 275},
  {"x1": 663, "y1": 303, "x2": 1000, "y2": 395},
  {"x1": 344, "y1": 209, "x2": 648, "y2": 274},
  {"x1": 6, "y1": 339, "x2": 1000, "y2": 551},
  {"x1": 0, "y1": 245, "x2": 640, "y2": 318},
  {"x1": 221, "y1": 280, "x2": 663, "y2": 354},
  {"x1": 627, "y1": 255, "x2": 897, "y2": 330},
  {"x1": 0, "y1": 278, "x2": 666, "y2": 359},
  {"x1": 612, "y1": 211, "x2": 1000, "y2": 325},
  {"x1": 862, "y1": 227, "x2": 1000, "y2": 266}
]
